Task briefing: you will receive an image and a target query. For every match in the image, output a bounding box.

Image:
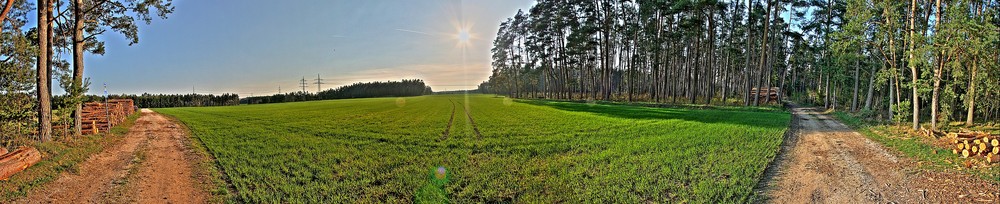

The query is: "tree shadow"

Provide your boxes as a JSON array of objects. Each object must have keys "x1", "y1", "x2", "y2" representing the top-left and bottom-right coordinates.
[{"x1": 519, "y1": 100, "x2": 790, "y2": 129}]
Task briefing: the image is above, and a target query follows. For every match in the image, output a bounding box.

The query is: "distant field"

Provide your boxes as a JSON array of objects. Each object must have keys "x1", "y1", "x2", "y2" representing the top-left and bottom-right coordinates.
[{"x1": 156, "y1": 94, "x2": 790, "y2": 203}]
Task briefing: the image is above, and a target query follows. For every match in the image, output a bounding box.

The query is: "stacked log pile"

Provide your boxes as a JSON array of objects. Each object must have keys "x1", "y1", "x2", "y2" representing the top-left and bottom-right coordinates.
[
  {"x1": 81, "y1": 99, "x2": 135, "y2": 135},
  {"x1": 949, "y1": 132, "x2": 1000, "y2": 163},
  {"x1": 0, "y1": 147, "x2": 41, "y2": 180},
  {"x1": 749, "y1": 87, "x2": 781, "y2": 102}
]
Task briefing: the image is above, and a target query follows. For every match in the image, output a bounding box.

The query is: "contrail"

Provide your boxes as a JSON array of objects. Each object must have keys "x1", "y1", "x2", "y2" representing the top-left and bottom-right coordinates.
[{"x1": 394, "y1": 29, "x2": 433, "y2": 36}]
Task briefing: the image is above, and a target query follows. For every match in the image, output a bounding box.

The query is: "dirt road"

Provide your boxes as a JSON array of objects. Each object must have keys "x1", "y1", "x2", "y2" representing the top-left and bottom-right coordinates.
[
  {"x1": 18, "y1": 109, "x2": 209, "y2": 203},
  {"x1": 763, "y1": 107, "x2": 999, "y2": 203}
]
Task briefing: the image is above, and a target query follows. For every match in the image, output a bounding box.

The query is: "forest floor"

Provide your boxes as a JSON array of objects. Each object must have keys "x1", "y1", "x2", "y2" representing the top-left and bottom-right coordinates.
[
  {"x1": 16, "y1": 109, "x2": 212, "y2": 203},
  {"x1": 762, "y1": 106, "x2": 999, "y2": 203}
]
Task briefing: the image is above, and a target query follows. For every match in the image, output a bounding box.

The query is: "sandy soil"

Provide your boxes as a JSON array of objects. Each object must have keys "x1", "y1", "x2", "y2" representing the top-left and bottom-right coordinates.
[
  {"x1": 18, "y1": 109, "x2": 209, "y2": 204},
  {"x1": 763, "y1": 106, "x2": 999, "y2": 203}
]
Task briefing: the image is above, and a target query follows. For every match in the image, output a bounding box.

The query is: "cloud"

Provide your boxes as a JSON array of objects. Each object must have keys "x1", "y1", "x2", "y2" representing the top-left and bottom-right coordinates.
[{"x1": 394, "y1": 28, "x2": 434, "y2": 36}]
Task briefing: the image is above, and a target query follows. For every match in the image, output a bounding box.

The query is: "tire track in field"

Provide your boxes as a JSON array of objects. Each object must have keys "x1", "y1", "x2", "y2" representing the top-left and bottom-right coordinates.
[
  {"x1": 441, "y1": 99, "x2": 456, "y2": 141},
  {"x1": 457, "y1": 101, "x2": 483, "y2": 140}
]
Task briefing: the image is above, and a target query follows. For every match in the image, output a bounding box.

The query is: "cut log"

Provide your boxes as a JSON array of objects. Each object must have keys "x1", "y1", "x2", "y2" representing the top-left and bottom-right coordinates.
[
  {"x1": 962, "y1": 149, "x2": 971, "y2": 158},
  {"x1": 979, "y1": 143, "x2": 988, "y2": 153},
  {"x1": 0, "y1": 147, "x2": 7, "y2": 156},
  {"x1": 993, "y1": 147, "x2": 1000, "y2": 155},
  {"x1": 957, "y1": 143, "x2": 965, "y2": 150},
  {"x1": 992, "y1": 139, "x2": 999, "y2": 147},
  {"x1": 0, "y1": 147, "x2": 42, "y2": 180},
  {"x1": 972, "y1": 146, "x2": 979, "y2": 154},
  {"x1": 952, "y1": 149, "x2": 959, "y2": 154},
  {"x1": 988, "y1": 154, "x2": 1000, "y2": 163}
]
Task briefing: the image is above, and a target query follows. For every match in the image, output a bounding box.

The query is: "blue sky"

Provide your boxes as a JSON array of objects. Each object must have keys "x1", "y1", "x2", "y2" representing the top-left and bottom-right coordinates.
[{"x1": 76, "y1": 0, "x2": 534, "y2": 95}]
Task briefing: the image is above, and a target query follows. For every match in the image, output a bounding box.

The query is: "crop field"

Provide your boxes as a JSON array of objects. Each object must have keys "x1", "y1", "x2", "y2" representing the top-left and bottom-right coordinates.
[{"x1": 156, "y1": 94, "x2": 790, "y2": 203}]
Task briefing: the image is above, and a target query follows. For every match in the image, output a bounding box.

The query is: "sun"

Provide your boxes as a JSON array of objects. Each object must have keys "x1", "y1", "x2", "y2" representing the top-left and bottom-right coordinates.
[
  {"x1": 457, "y1": 30, "x2": 471, "y2": 43},
  {"x1": 453, "y1": 27, "x2": 474, "y2": 48}
]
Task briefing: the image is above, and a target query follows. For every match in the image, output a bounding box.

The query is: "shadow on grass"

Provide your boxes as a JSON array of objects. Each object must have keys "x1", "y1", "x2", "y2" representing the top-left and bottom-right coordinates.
[{"x1": 519, "y1": 100, "x2": 789, "y2": 129}]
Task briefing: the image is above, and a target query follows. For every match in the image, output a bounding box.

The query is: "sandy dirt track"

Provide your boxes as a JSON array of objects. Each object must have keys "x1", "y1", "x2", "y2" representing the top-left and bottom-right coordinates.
[
  {"x1": 763, "y1": 106, "x2": 999, "y2": 203},
  {"x1": 18, "y1": 109, "x2": 208, "y2": 204}
]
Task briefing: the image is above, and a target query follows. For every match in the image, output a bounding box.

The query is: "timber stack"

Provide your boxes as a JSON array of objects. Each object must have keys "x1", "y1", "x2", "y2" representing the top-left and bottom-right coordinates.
[
  {"x1": 949, "y1": 132, "x2": 1000, "y2": 164},
  {"x1": 81, "y1": 99, "x2": 136, "y2": 135},
  {"x1": 749, "y1": 87, "x2": 780, "y2": 102}
]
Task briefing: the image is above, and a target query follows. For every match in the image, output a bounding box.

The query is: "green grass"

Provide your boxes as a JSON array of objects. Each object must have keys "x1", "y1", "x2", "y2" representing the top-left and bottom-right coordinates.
[
  {"x1": 832, "y1": 112, "x2": 1000, "y2": 182},
  {"x1": 0, "y1": 113, "x2": 141, "y2": 201},
  {"x1": 156, "y1": 94, "x2": 790, "y2": 203}
]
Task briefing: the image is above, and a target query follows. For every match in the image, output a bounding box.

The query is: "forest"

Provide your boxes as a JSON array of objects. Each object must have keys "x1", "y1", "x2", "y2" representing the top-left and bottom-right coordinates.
[
  {"x1": 480, "y1": 0, "x2": 1000, "y2": 129},
  {"x1": 85, "y1": 93, "x2": 241, "y2": 108},
  {"x1": 241, "y1": 79, "x2": 432, "y2": 104}
]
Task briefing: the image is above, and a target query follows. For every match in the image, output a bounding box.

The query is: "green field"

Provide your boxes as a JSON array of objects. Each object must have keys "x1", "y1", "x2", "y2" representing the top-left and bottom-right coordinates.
[{"x1": 156, "y1": 94, "x2": 790, "y2": 203}]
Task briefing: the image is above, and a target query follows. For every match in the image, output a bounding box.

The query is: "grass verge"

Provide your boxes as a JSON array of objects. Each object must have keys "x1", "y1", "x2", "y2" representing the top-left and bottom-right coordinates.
[
  {"x1": 0, "y1": 113, "x2": 141, "y2": 201},
  {"x1": 159, "y1": 113, "x2": 233, "y2": 203}
]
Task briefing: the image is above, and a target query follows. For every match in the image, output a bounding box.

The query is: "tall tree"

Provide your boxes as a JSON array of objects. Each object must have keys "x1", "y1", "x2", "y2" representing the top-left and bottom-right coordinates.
[
  {"x1": 36, "y1": 0, "x2": 51, "y2": 141},
  {"x1": 908, "y1": 0, "x2": 919, "y2": 130}
]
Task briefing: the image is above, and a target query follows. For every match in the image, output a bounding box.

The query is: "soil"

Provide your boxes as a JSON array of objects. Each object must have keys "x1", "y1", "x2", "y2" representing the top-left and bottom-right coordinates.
[
  {"x1": 18, "y1": 109, "x2": 210, "y2": 204},
  {"x1": 457, "y1": 102, "x2": 483, "y2": 139},
  {"x1": 762, "y1": 106, "x2": 1000, "y2": 203},
  {"x1": 442, "y1": 99, "x2": 456, "y2": 140}
]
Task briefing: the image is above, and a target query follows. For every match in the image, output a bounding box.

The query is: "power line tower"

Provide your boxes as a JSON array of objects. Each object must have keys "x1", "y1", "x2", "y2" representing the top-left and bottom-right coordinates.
[
  {"x1": 299, "y1": 77, "x2": 308, "y2": 93},
  {"x1": 278, "y1": 85, "x2": 282, "y2": 94},
  {"x1": 314, "y1": 74, "x2": 325, "y2": 93}
]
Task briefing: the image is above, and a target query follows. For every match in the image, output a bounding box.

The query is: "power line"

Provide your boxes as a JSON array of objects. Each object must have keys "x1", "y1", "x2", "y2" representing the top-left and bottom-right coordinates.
[
  {"x1": 300, "y1": 77, "x2": 309, "y2": 93},
  {"x1": 314, "y1": 74, "x2": 326, "y2": 93}
]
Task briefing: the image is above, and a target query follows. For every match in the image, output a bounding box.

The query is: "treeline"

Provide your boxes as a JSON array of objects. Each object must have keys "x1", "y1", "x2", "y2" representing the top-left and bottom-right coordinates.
[
  {"x1": 481, "y1": 0, "x2": 1000, "y2": 128},
  {"x1": 242, "y1": 79, "x2": 432, "y2": 104},
  {"x1": 83, "y1": 93, "x2": 241, "y2": 108}
]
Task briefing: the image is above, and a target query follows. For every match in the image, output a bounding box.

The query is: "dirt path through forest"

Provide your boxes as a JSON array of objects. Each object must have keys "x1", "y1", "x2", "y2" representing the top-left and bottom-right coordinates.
[
  {"x1": 763, "y1": 106, "x2": 999, "y2": 203},
  {"x1": 18, "y1": 109, "x2": 209, "y2": 203}
]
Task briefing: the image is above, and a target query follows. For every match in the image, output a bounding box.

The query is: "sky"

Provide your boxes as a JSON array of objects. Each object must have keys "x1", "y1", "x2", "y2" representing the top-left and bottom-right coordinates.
[{"x1": 75, "y1": 0, "x2": 535, "y2": 96}]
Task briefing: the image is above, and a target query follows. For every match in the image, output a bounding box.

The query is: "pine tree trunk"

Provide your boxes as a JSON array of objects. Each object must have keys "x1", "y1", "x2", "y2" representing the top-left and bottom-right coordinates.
[
  {"x1": 72, "y1": 0, "x2": 85, "y2": 136},
  {"x1": 36, "y1": 0, "x2": 52, "y2": 142},
  {"x1": 930, "y1": 0, "x2": 943, "y2": 131},
  {"x1": 966, "y1": 57, "x2": 976, "y2": 126},
  {"x1": 852, "y1": 53, "x2": 860, "y2": 112},
  {"x1": 755, "y1": 0, "x2": 772, "y2": 107},
  {"x1": 864, "y1": 66, "x2": 876, "y2": 111},
  {"x1": 0, "y1": 0, "x2": 15, "y2": 34},
  {"x1": 743, "y1": 0, "x2": 755, "y2": 106},
  {"x1": 909, "y1": 0, "x2": 920, "y2": 130}
]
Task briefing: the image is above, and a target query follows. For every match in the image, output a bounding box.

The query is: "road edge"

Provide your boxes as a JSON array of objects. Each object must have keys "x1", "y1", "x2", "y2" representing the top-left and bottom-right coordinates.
[
  {"x1": 155, "y1": 110, "x2": 235, "y2": 203},
  {"x1": 751, "y1": 103, "x2": 802, "y2": 203}
]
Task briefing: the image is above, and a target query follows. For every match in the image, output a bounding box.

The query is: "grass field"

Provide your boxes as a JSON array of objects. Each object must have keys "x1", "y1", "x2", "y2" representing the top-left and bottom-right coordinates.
[{"x1": 156, "y1": 94, "x2": 790, "y2": 203}]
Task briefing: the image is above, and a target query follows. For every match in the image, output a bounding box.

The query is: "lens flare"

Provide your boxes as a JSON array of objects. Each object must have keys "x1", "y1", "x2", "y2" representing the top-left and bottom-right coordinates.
[{"x1": 435, "y1": 166, "x2": 447, "y2": 179}]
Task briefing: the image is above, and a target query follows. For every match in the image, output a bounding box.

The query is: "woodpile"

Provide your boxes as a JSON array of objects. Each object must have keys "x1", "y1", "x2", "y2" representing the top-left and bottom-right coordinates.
[
  {"x1": 949, "y1": 132, "x2": 1000, "y2": 163},
  {"x1": 0, "y1": 146, "x2": 41, "y2": 180},
  {"x1": 81, "y1": 99, "x2": 136, "y2": 135},
  {"x1": 749, "y1": 87, "x2": 781, "y2": 102}
]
